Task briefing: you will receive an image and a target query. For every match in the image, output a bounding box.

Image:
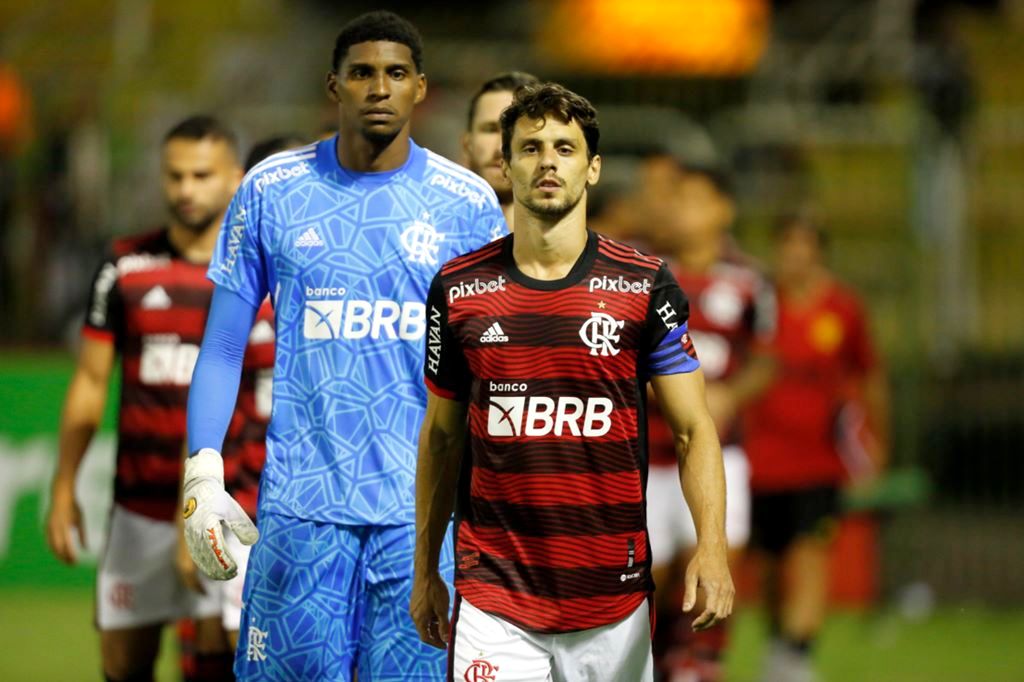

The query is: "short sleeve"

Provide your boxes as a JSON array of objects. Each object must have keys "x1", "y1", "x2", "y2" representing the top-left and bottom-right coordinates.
[
  {"x1": 424, "y1": 273, "x2": 472, "y2": 401},
  {"x1": 208, "y1": 180, "x2": 268, "y2": 307},
  {"x1": 645, "y1": 263, "x2": 700, "y2": 376},
  {"x1": 82, "y1": 252, "x2": 123, "y2": 346}
]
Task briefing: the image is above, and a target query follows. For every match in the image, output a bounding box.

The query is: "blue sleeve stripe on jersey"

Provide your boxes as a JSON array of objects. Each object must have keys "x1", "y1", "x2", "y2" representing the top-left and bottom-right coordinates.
[
  {"x1": 648, "y1": 324, "x2": 701, "y2": 375},
  {"x1": 650, "y1": 351, "x2": 701, "y2": 375},
  {"x1": 648, "y1": 324, "x2": 689, "y2": 361},
  {"x1": 425, "y1": 155, "x2": 500, "y2": 209}
]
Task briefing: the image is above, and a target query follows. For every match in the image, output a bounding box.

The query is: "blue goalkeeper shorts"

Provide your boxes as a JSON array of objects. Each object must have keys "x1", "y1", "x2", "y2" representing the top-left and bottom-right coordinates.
[{"x1": 233, "y1": 511, "x2": 454, "y2": 681}]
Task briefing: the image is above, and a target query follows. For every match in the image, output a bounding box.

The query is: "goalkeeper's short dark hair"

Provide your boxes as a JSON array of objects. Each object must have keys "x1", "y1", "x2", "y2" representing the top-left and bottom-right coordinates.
[{"x1": 332, "y1": 11, "x2": 424, "y2": 73}]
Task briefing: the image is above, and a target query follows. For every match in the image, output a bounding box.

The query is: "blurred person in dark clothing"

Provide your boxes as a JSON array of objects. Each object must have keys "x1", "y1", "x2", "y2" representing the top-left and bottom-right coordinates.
[
  {"x1": 461, "y1": 71, "x2": 540, "y2": 230},
  {"x1": 646, "y1": 161, "x2": 777, "y2": 682},
  {"x1": 745, "y1": 213, "x2": 889, "y2": 682},
  {"x1": 45, "y1": 115, "x2": 244, "y2": 682}
]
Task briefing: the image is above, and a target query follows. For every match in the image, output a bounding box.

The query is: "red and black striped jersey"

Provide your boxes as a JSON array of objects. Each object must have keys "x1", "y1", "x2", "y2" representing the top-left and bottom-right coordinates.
[
  {"x1": 82, "y1": 227, "x2": 272, "y2": 521},
  {"x1": 648, "y1": 253, "x2": 775, "y2": 462},
  {"x1": 424, "y1": 230, "x2": 700, "y2": 634}
]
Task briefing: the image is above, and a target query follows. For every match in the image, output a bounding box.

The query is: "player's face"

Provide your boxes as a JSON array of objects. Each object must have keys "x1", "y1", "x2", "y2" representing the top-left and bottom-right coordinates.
[
  {"x1": 161, "y1": 138, "x2": 242, "y2": 233},
  {"x1": 672, "y1": 173, "x2": 734, "y2": 249},
  {"x1": 776, "y1": 225, "x2": 823, "y2": 280},
  {"x1": 503, "y1": 116, "x2": 600, "y2": 219},
  {"x1": 462, "y1": 90, "x2": 515, "y2": 200},
  {"x1": 327, "y1": 41, "x2": 426, "y2": 145}
]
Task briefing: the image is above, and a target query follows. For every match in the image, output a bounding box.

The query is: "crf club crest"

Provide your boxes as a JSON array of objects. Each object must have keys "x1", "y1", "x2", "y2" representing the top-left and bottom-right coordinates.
[{"x1": 465, "y1": 658, "x2": 499, "y2": 682}]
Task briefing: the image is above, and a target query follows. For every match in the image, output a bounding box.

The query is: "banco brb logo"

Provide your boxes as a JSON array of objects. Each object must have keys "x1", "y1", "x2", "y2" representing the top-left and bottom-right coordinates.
[
  {"x1": 487, "y1": 395, "x2": 613, "y2": 437},
  {"x1": 579, "y1": 312, "x2": 625, "y2": 356},
  {"x1": 401, "y1": 214, "x2": 445, "y2": 266}
]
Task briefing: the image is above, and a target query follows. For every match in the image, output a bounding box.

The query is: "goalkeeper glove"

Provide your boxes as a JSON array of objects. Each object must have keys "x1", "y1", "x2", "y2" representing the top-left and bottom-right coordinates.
[{"x1": 182, "y1": 448, "x2": 259, "y2": 580}]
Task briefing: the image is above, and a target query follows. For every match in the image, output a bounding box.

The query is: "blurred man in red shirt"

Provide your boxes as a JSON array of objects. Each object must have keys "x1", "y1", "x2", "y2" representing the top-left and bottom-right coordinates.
[
  {"x1": 745, "y1": 213, "x2": 889, "y2": 682},
  {"x1": 645, "y1": 162, "x2": 777, "y2": 682}
]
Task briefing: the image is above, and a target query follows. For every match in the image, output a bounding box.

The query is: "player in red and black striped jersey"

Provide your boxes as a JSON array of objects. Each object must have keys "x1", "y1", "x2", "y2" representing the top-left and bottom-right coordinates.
[
  {"x1": 45, "y1": 116, "x2": 248, "y2": 682},
  {"x1": 644, "y1": 161, "x2": 777, "y2": 681},
  {"x1": 412, "y1": 83, "x2": 733, "y2": 682}
]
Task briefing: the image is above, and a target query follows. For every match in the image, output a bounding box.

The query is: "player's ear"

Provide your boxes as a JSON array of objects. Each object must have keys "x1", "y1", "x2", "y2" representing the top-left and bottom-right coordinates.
[
  {"x1": 459, "y1": 131, "x2": 472, "y2": 165},
  {"x1": 414, "y1": 73, "x2": 427, "y2": 105},
  {"x1": 326, "y1": 71, "x2": 340, "y2": 102},
  {"x1": 586, "y1": 153, "x2": 602, "y2": 187}
]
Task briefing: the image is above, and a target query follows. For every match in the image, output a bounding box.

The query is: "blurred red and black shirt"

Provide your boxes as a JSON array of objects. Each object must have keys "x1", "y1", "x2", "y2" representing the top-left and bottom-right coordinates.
[{"x1": 83, "y1": 227, "x2": 272, "y2": 521}]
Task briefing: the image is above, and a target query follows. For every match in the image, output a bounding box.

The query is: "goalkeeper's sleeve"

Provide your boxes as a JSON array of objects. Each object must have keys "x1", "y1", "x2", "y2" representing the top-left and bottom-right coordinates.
[{"x1": 187, "y1": 286, "x2": 259, "y2": 454}]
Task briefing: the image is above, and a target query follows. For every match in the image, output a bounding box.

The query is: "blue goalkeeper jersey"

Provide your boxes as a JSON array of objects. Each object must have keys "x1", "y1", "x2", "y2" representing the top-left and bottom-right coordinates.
[{"x1": 209, "y1": 136, "x2": 506, "y2": 526}]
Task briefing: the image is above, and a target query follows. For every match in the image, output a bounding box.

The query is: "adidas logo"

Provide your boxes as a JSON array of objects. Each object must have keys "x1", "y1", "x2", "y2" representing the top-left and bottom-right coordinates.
[
  {"x1": 295, "y1": 227, "x2": 325, "y2": 248},
  {"x1": 141, "y1": 285, "x2": 171, "y2": 310},
  {"x1": 479, "y1": 322, "x2": 508, "y2": 343}
]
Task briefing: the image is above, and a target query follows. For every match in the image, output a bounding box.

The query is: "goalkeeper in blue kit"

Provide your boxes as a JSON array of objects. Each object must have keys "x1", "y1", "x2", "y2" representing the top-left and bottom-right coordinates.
[{"x1": 183, "y1": 11, "x2": 506, "y2": 681}]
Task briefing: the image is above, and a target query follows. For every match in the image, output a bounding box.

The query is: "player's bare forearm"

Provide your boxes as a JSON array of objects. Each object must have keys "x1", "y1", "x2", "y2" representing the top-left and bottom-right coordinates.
[
  {"x1": 53, "y1": 338, "x2": 115, "y2": 491},
  {"x1": 413, "y1": 393, "x2": 467, "y2": 579},
  {"x1": 677, "y1": 411, "x2": 727, "y2": 551},
  {"x1": 651, "y1": 370, "x2": 727, "y2": 548},
  {"x1": 48, "y1": 337, "x2": 114, "y2": 562},
  {"x1": 652, "y1": 370, "x2": 733, "y2": 627}
]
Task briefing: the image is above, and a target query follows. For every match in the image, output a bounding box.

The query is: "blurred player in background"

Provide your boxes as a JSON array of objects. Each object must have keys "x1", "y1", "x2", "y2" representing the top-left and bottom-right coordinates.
[
  {"x1": 646, "y1": 161, "x2": 777, "y2": 682},
  {"x1": 461, "y1": 71, "x2": 540, "y2": 231},
  {"x1": 45, "y1": 115, "x2": 243, "y2": 682},
  {"x1": 183, "y1": 10, "x2": 506, "y2": 680},
  {"x1": 412, "y1": 81, "x2": 733, "y2": 682},
  {"x1": 745, "y1": 213, "x2": 889, "y2": 682},
  {"x1": 175, "y1": 136, "x2": 303, "y2": 656}
]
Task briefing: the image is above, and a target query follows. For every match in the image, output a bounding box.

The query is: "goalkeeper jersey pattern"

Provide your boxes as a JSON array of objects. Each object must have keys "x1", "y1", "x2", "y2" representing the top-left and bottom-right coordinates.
[
  {"x1": 82, "y1": 228, "x2": 269, "y2": 521},
  {"x1": 424, "y1": 231, "x2": 700, "y2": 633},
  {"x1": 209, "y1": 136, "x2": 506, "y2": 526}
]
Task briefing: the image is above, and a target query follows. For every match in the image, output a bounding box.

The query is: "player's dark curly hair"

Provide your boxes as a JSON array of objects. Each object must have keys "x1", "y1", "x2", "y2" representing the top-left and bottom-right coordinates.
[
  {"x1": 466, "y1": 71, "x2": 540, "y2": 131},
  {"x1": 331, "y1": 11, "x2": 424, "y2": 73},
  {"x1": 500, "y1": 82, "x2": 600, "y2": 161},
  {"x1": 163, "y1": 115, "x2": 238, "y2": 156}
]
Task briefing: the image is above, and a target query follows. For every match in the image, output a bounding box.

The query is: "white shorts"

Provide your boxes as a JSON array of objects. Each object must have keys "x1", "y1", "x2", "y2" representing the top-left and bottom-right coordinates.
[
  {"x1": 450, "y1": 597, "x2": 653, "y2": 682},
  {"x1": 96, "y1": 503, "x2": 222, "y2": 630},
  {"x1": 646, "y1": 445, "x2": 751, "y2": 567}
]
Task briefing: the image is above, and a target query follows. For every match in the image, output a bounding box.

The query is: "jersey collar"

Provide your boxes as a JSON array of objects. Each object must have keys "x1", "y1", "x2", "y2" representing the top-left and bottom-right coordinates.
[{"x1": 502, "y1": 229, "x2": 598, "y2": 292}]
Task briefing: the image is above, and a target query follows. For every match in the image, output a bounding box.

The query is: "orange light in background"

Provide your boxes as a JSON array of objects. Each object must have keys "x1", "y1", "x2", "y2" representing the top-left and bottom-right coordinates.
[{"x1": 537, "y1": 0, "x2": 771, "y2": 76}]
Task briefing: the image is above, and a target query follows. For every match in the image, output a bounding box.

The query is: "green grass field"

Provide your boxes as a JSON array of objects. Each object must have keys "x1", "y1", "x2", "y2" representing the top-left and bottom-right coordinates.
[{"x1": 1, "y1": 589, "x2": 1021, "y2": 681}]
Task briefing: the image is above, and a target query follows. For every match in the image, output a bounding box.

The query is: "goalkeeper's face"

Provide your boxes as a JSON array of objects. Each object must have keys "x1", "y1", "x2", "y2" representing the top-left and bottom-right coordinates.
[{"x1": 162, "y1": 138, "x2": 243, "y2": 233}]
